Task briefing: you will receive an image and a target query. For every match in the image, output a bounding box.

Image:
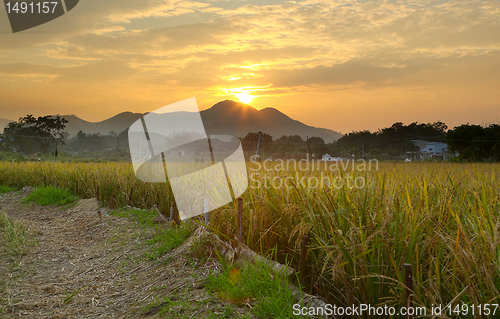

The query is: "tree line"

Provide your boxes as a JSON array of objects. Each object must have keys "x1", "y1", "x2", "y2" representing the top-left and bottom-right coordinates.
[
  {"x1": 1, "y1": 115, "x2": 499, "y2": 162},
  {"x1": 240, "y1": 122, "x2": 499, "y2": 162}
]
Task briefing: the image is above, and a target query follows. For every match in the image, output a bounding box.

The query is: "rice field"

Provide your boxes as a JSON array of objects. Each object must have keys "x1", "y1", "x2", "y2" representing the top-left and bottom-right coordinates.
[{"x1": 1, "y1": 160, "x2": 499, "y2": 317}]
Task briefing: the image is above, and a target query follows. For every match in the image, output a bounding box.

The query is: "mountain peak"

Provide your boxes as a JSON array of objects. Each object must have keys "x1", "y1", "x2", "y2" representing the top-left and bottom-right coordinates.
[
  {"x1": 210, "y1": 99, "x2": 254, "y2": 111},
  {"x1": 200, "y1": 100, "x2": 343, "y2": 142}
]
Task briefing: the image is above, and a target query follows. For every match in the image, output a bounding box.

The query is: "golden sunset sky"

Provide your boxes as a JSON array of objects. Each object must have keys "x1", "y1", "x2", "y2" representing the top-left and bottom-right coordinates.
[{"x1": 0, "y1": 0, "x2": 499, "y2": 133}]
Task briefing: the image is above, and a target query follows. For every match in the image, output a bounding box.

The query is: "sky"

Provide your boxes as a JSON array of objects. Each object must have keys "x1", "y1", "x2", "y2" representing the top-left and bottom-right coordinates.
[{"x1": 0, "y1": 0, "x2": 499, "y2": 134}]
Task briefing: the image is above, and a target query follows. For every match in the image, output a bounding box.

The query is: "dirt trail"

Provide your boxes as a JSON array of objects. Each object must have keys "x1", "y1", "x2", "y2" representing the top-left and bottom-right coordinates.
[{"x1": 0, "y1": 190, "x2": 251, "y2": 318}]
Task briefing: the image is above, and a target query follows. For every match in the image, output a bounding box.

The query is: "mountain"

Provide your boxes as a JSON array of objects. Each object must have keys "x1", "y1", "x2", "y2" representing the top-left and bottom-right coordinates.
[
  {"x1": 200, "y1": 100, "x2": 343, "y2": 142},
  {"x1": 1, "y1": 101, "x2": 343, "y2": 142},
  {"x1": 52, "y1": 112, "x2": 144, "y2": 137}
]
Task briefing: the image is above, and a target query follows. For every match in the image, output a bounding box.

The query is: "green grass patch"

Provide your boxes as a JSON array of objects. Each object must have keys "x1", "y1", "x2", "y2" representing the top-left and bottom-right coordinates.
[
  {"x1": 145, "y1": 223, "x2": 193, "y2": 260},
  {"x1": 206, "y1": 305, "x2": 241, "y2": 318},
  {"x1": 110, "y1": 208, "x2": 195, "y2": 260},
  {"x1": 0, "y1": 212, "x2": 29, "y2": 256},
  {"x1": 142, "y1": 294, "x2": 195, "y2": 317},
  {"x1": 0, "y1": 185, "x2": 16, "y2": 194},
  {"x1": 206, "y1": 258, "x2": 299, "y2": 318},
  {"x1": 111, "y1": 208, "x2": 157, "y2": 228},
  {"x1": 0, "y1": 151, "x2": 27, "y2": 162},
  {"x1": 22, "y1": 186, "x2": 79, "y2": 206}
]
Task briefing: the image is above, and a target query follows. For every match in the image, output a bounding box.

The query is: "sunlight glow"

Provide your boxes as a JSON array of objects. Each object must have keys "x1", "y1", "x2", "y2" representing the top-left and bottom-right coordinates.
[{"x1": 234, "y1": 92, "x2": 254, "y2": 104}]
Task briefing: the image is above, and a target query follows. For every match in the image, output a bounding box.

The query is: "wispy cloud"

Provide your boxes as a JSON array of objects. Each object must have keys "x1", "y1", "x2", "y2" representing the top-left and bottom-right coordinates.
[{"x1": 0, "y1": 0, "x2": 498, "y2": 131}]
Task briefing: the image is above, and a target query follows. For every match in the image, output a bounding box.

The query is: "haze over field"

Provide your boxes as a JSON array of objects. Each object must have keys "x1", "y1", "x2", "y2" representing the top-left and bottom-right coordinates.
[{"x1": 0, "y1": 0, "x2": 499, "y2": 133}]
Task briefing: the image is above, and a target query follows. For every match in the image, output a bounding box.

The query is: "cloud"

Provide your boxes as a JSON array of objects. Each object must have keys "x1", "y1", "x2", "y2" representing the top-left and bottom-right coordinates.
[
  {"x1": 0, "y1": 0, "x2": 498, "y2": 131},
  {"x1": 0, "y1": 61, "x2": 137, "y2": 83},
  {"x1": 0, "y1": 0, "x2": 212, "y2": 50},
  {"x1": 55, "y1": 61, "x2": 138, "y2": 83},
  {"x1": 0, "y1": 63, "x2": 60, "y2": 76}
]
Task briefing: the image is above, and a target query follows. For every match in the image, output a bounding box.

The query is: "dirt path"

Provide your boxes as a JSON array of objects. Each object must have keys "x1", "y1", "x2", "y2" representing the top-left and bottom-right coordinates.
[{"x1": 0, "y1": 190, "x2": 252, "y2": 318}]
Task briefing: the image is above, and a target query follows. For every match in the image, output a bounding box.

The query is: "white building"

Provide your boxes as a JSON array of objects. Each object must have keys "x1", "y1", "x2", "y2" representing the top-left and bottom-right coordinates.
[
  {"x1": 421, "y1": 142, "x2": 448, "y2": 155},
  {"x1": 412, "y1": 141, "x2": 449, "y2": 160},
  {"x1": 321, "y1": 154, "x2": 349, "y2": 161}
]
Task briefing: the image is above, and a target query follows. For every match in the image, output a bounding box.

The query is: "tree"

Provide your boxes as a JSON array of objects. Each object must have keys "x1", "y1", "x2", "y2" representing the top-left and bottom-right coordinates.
[
  {"x1": 277, "y1": 135, "x2": 304, "y2": 144},
  {"x1": 77, "y1": 130, "x2": 87, "y2": 140},
  {"x1": 241, "y1": 132, "x2": 272, "y2": 152},
  {"x1": 331, "y1": 122, "x2": 446, "y2": 158},
  {"x1": 308, "y1": 136, "x2": 324, "y2": 146},
  {"x1": 2, "y1": 115, "x2": 68, "y2": 154},
  {"x1": 447, "y1": 124, "x2": 500, "y2": 162}
]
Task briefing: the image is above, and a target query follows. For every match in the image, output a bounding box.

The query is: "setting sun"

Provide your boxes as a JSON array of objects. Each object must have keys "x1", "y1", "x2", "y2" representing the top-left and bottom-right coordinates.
[{"x1": 234, "y1": 92, "x2": 254, "y2": 104}]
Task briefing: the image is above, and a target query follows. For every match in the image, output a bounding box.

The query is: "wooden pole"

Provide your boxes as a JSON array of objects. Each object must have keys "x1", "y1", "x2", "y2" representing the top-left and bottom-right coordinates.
[
  {"x1": 237, "y1": 197, "x2": 243, "y2": 242},
  {"x1": 128, "y1": 186, "x2": 133, "y2": 206},
  {"x1": 170, "y1": 199, "x2": 181, "y2": 226},
  {"x1": 44, "y1": 175, "x2": 47, "y2": 188},
  {"x1": 170, "y1": 200, "x2": 174, "y2": 221},
  {"x1": 299, "y1": 234, "x2": 309, "y2": 283},
  {"x1": 404, "y1": 263, "x2": 413, "y2": 319}
]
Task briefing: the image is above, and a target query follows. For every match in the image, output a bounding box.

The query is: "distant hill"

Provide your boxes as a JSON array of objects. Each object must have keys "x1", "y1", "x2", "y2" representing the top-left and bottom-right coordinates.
[
  {"x1": 200, "y1": 100, "x2": 343, "y2": 142},
  {"x1": 52, "y1": 112, "x2": 144, "y2": 137},
  {"x1": 1, "y1": 101, "x2": 343, "y2": 142}
]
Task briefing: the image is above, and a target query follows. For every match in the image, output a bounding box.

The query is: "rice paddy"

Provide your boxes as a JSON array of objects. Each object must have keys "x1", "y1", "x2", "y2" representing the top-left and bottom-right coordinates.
[{"x1": 0, "y1": 160, "x2": 499, "y2": 317}]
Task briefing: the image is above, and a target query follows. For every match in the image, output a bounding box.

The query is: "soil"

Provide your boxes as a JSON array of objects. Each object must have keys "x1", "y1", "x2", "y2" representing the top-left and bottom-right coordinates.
[{"x1": 0, "y1": 189, "x2": 254, "y2": 318}]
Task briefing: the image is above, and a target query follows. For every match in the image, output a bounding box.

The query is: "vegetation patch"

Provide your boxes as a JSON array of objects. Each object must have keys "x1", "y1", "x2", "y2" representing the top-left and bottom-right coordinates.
[
  {"x1": 0, "y1": 211, "x2": 29, "y2": 256},
  {"x1": 0, "y1": 211, "x2": 30, "y2": 316},
  {"x1": 111, "y1": 208, "x2": 158, "y2": 228},
  {"x1": 110, "y1": 208, "x2": 195, "y2": 260},
  {"x1": 0, "y1": 185, "x2": 16, "y2": 194},
  {"x1": 22, "y1": 186, "x2": 79, "y2": 206},
  {"x1": 206, "y1": 258, "x2": 298, "y2": 318},
  {"x1": 206, "y1": 304, "x2": 244, "y2": 319},
  {"x1": 145, "y1": 223, "x2": 194, "y2": 260},
  {"x1": 0, "y1": 151, "x2": 28, "y2": 162}
]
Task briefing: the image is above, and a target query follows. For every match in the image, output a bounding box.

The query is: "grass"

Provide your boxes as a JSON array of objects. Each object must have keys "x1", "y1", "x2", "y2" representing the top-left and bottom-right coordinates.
[
  {"x1": 112, "y1": 207, "x2": 158, "y2": 228},
  {"x1": 206, "y1": 305, "x2": 235, "y2": 318},
  {"x1": 1, "y1": 161, "x2": 500, "y2": 318},
  {"x1": 206, "y1": 305, "x2": 252, "y2": 319},
  {"x1": 0, "y1": 161, "x2": 173, "y2": 212},
  {"x1": 110, "y1": 208, "x2": 195, "y2": 260},
  {"x1": 145, "y1": 224, "x2": 193, "y2": 260},
  {"x1": 206, "y1": 256, "x2": 299, "y2": 318},
  {"x1": 0, "y1": 185, "x2": 16, "y2": 194},
  {"x1": 22, "y1": 186, "x2": 79, "y2": 206},
  {"x1": 0, "y1": 211, "x2": 29, "y2": 256},
  {"x1": 0, "y1": 212, "x2": 33, "y2": 316},
  {"x1": 62, "y1": 287, "x2": 85, "y2": 305}
]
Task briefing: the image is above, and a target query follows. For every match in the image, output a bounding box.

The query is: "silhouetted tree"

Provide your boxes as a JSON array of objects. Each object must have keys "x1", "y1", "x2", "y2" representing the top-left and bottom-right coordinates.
[
  {"x1": 308, "y1": 136, "x2": 324, "y2": 146},
  {"x1": 242, "y1": 132, "x2": 272, "y2": 152},
  {"x1": 330, "y1": 122, "x2": 447, "y2": 158},
  {"x1": 77, "y1": 130, "x2": 86, "y2": 140},
  {"x1": 1, "y1": 115, "x2": 67, "y2": 154},
  {"x1": 447, "y1": 124, "x2": 500, "y2": 162}
]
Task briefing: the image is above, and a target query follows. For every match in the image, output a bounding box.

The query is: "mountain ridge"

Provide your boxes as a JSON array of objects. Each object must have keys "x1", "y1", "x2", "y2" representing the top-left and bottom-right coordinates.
[
  {"x1": 1, "y1": 101, "x2": 343, "y2": 142},
  {"x1": 200, "y1": 100, "x2": 343, "y2": 142}
]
